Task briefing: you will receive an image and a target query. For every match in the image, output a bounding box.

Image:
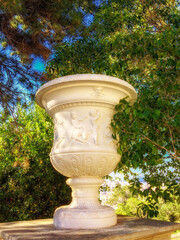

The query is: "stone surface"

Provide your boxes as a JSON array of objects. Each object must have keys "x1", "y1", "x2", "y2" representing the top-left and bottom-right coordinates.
[
  {"x1": 0, "y1": 216, "x2": 180, "y2": 240},
  {"x1": 35, "y1": 74, "x2": 137, "y2": 229}
]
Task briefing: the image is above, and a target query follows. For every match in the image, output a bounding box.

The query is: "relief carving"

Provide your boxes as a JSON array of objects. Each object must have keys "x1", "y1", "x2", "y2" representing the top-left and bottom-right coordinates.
[
  {"x1": 103, "y1": 118, "x2": 113, "y2": 143},
  {"x1": 53, "y1": 116, "x2": 67, "y2": 149},
  {"x1": 91, "y1": 87, "x2": 104, "y2": 98},
  {"x1": 52, "y1": 109, "x2": 116, "y2": 154},
  {"x1": 70, "y1": 111, "x2": 89, "y2": 145},
  {"x1": 89, "y1": 110, "x2": 100, "y2": 145},
  {"x1": 52, "y1": 114, "x2": 71, "y2": 153},
  {"x1": 50, "y1": 153, "x2": 119, "y2": 177}
]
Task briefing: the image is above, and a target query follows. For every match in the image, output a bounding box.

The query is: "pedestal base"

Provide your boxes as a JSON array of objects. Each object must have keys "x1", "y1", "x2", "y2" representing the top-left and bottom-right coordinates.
[
  {"x1": 54, "y1": 206, "x2": 117, "y2": 229},
  {"x1": 53, "y1": 176, "x2": 117, "y2": 229}
]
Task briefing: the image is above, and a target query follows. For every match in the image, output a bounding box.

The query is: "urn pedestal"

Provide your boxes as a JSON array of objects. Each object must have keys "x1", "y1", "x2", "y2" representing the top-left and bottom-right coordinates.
[{"x1": 36, "y1": 74, "x2": 137, "y2": 229}]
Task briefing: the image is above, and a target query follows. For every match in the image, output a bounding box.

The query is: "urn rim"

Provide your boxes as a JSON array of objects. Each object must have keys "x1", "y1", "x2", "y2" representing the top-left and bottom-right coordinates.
[{"x1": 35, "y1": 74, "x2": 137, "y2": 108}]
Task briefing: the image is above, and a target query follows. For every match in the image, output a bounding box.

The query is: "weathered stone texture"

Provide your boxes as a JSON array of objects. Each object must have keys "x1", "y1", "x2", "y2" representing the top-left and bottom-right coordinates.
[{"x1": 0, "y1": 216, "x2": 179, "y2": 240}]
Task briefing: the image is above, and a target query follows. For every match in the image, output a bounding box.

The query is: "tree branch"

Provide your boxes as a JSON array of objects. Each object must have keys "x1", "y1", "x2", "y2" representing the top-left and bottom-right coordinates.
[{"x1": 143, "y1": 136, "x2": 179, "y2": 160}]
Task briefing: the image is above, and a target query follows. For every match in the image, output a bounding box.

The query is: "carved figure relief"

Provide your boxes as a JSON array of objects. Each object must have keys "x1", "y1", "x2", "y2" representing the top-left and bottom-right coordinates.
[
  {"x1": 70, "y1": 112, "x2": 89, "y2": 145},
  {"x1": 53, "y1": 116, "x2": 66, "y2": 145},
  {"x1": 52, "y1": 109, "x2": 115, "y2": 153},
  {"x1": 103, "y1": 118, "x2": 113, "y2": 143},
  {"x1": 89, "y1": 110, "x2": 100, "y2": 145}
]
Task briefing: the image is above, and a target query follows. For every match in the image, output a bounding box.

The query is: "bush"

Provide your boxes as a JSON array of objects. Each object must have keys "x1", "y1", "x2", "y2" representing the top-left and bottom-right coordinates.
[{"x1": 0, "y1": 104, "x2": 71, "y2": 222}]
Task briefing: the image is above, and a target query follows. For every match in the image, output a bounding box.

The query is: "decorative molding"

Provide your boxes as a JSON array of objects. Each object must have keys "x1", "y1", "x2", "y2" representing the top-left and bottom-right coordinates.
[
  {"x1": 50, "y1": 152, "x2": 120, "y2": 177},
  {"x1": 47, "y1": 101, "x2": 114, "y2": 116}
]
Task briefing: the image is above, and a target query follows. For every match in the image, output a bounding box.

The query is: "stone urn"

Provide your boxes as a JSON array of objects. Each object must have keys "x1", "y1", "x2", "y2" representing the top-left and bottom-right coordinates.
[{"x1": 36, "y1": 74, "x2": 137, "y2": 229}]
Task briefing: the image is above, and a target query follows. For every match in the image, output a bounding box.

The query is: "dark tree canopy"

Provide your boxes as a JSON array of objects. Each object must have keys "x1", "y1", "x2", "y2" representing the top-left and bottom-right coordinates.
[
  {"x1": 0, "y1": 48, "x2": 45, "y2": 114},
  {"x1": 0, "y1": 0, "x2": 96, "y2": 58},
  {"x1": 0, "y1": 0, "x2": 96, "y2": 114}
]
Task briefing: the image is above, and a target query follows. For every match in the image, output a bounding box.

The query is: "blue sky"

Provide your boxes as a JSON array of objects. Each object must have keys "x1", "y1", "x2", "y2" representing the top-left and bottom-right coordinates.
[{"x1": 32, "y1": 58, "x2": 45, "y2": 72}]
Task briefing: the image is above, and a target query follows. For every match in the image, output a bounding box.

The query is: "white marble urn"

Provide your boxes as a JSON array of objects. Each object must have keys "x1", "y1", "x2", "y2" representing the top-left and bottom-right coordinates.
[{"x1": 36, "y1": 74, "x2": 137, "y2": 229}]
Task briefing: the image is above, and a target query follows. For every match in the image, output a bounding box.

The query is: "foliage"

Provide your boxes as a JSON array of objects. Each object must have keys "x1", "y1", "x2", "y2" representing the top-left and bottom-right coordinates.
[
  {"x1": 106, "y1": 185, "x2": 180, "y2": 222},
  {"x1": 46, "y1": 0, "x2": 180, "y2": 217},
  {"x1": 0, "y1": 48, "x2": 45, "y2": 115},
  {"x1": 157, "y1": 199, "x2": 180, "y2": 222},
  {"x1": 0, "y1": 104, "x2": 71, "y2": 222},
  {"x1": 0, "y1": 0, "x2": 96, "y2": 58},
  {"x1": 116, "y1": 198, "x2": 141, "y2": 216},
  {"x1": 0, "y1": 0, "x2": 96, "y2": 113},
  {"x1": 106, "y1": 185, "x2": 133, "y2": 206}
]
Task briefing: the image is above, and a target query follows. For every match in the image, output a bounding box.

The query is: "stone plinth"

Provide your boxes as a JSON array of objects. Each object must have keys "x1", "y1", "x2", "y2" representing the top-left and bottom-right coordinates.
[{"x1": 0, "y1": 216, "x2": 180, "y2": 240}]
